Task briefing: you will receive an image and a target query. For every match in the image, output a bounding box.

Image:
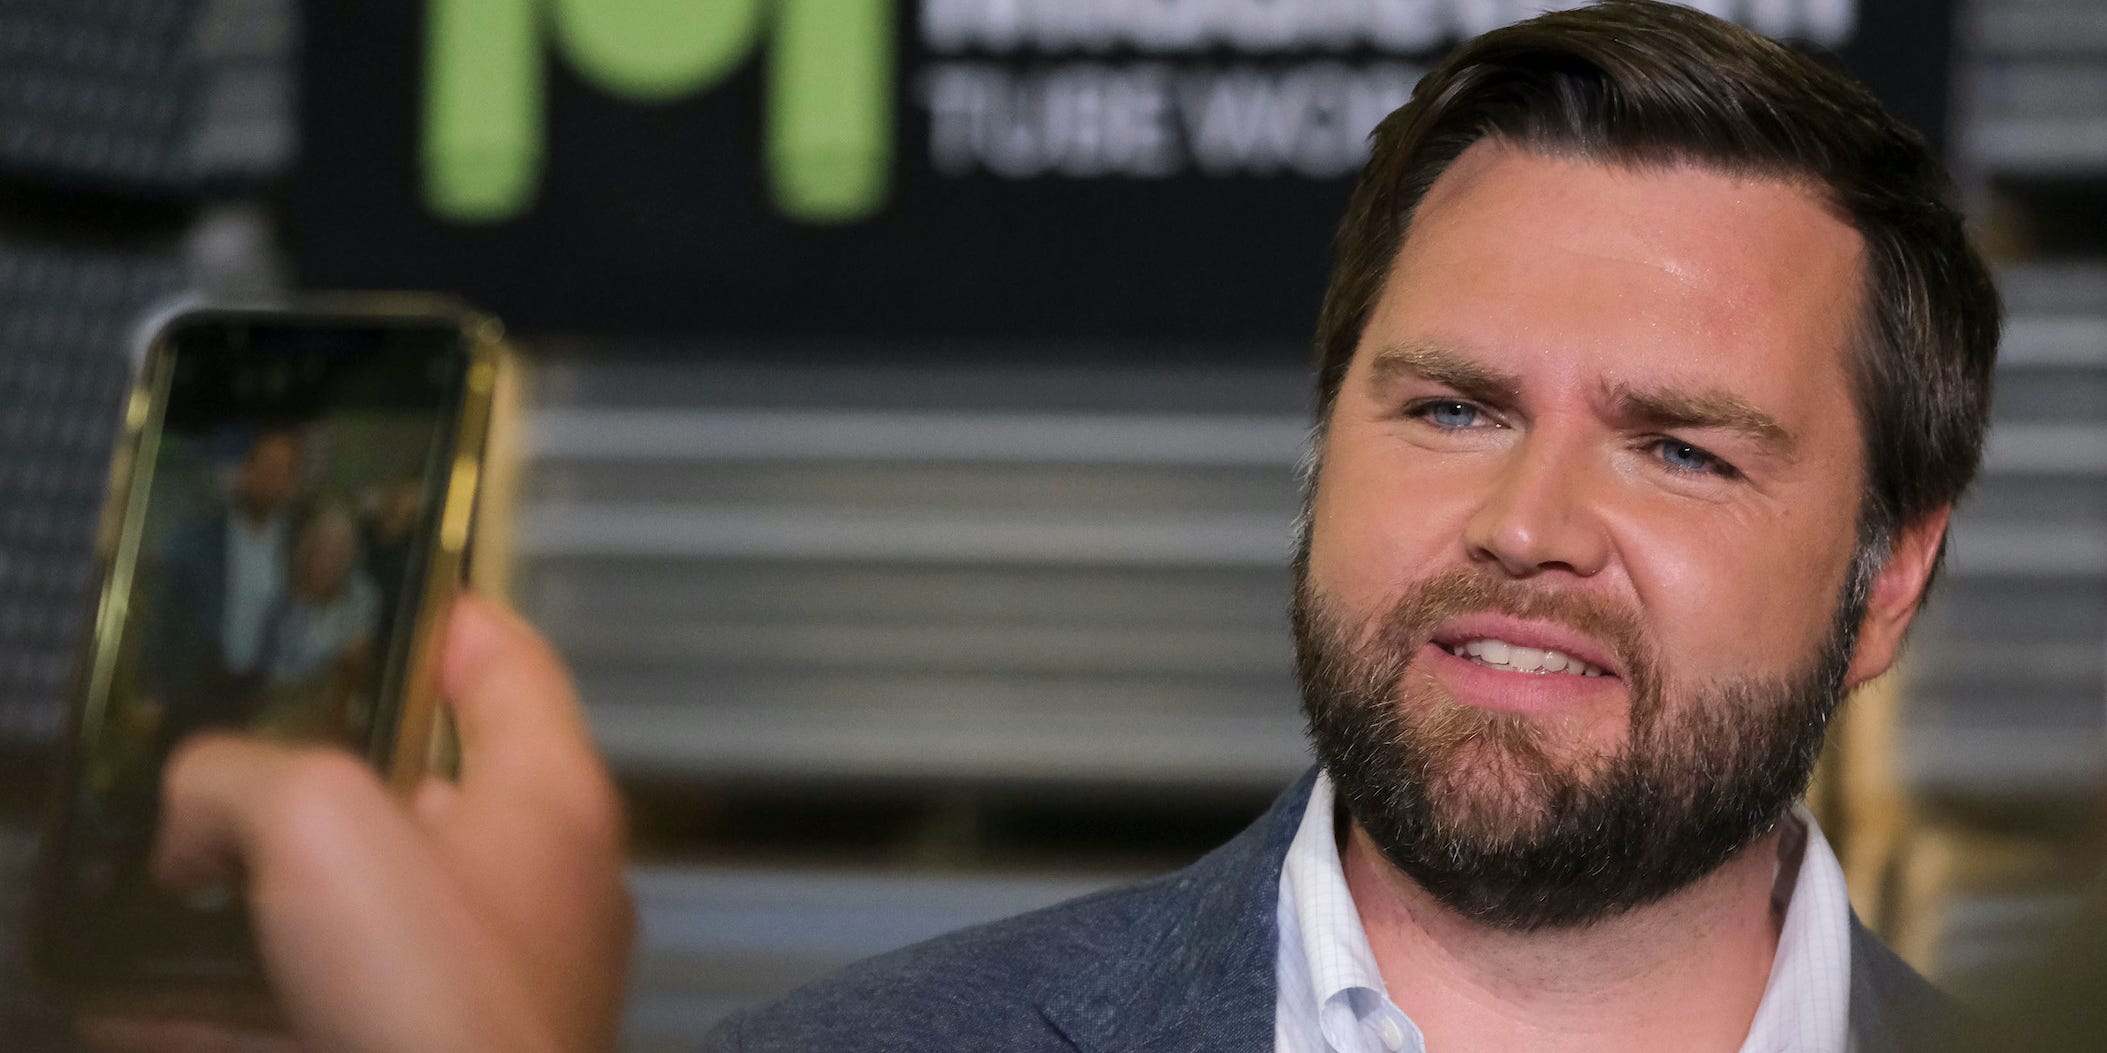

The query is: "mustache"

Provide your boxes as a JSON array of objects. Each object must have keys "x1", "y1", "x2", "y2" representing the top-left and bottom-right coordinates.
[{"x1": 1368, "y1": 567, "x2": 1662, "y2": 713}]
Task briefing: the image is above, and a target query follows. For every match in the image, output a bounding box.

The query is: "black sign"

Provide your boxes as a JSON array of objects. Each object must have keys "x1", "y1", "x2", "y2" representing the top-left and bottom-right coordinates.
[{"x1": 291, "y1": 0, "x2": 1953, "y2": 348}]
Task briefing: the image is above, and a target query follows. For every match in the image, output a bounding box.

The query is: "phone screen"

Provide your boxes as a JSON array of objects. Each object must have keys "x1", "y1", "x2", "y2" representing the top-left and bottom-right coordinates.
[{"x1": 38, "y1": 311, "x2": 475, "y2": 996}]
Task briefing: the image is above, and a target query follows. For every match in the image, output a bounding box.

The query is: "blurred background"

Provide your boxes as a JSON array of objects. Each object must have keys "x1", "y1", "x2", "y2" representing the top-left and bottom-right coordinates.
[{"x1": 0, "y1": 0, "x2": 2099, "y2": 1048}]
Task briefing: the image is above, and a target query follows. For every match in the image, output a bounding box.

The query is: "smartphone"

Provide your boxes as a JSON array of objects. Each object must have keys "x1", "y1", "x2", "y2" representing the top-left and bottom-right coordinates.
[{"x1": 30, "y1": 299, "x2": 507, "y2": 1017}]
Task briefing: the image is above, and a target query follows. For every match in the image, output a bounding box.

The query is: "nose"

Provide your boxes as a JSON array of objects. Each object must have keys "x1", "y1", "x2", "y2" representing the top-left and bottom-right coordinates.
[{"x1": 1462, "y1": 431, "x2": 1610, "y2": 579}]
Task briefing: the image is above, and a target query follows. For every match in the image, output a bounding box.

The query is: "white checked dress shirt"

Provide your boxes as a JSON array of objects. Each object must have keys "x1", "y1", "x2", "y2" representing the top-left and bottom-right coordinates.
[
  {"x1": 1274, "y1": 772, "x2": 1854, "y2": 1053},
  {"x1": 222, "y1": 512, "x2": 288, "y2": 674}
]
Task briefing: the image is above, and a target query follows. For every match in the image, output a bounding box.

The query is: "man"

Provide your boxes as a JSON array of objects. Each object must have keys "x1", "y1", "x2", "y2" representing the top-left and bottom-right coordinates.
[
  {"x1": 251, "y1": 502, "x2": 383, "y2": 743},
  {"x1": 143, "y1": 428, "x2": 304, "y2": 739},
  {"x1": 358, "y1": 476, "x2": 428, "y2": 648},
  {"x1": 94, "y1": 2, "x2": 1999, "y2": 1051}
]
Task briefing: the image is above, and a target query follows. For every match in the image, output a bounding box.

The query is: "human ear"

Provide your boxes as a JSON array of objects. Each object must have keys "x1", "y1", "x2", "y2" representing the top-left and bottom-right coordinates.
[{"x1": 1842, "y1": 505, "x2": 1952, "y2": 691}]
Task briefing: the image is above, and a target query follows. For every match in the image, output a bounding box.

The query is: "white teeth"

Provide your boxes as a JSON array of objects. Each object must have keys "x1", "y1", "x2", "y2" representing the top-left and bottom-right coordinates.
[{"x1": 1450, "y1": 638, "x2": 1606, "y2": 678}]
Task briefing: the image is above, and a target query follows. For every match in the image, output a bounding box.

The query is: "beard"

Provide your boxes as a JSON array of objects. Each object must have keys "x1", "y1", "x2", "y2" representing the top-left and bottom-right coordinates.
[{"x1": 1292, "y1": 554, "x2": 1871, "y2": 932}]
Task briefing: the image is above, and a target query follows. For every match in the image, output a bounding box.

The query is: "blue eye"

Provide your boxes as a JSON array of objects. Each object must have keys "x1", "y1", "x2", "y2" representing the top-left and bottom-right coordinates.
[
  {"x1": 1654, "y1": 438, "x2": 1734, "y2": 477},
  {"x1": 1419, "y1": 400, "x2": 1481, "y2": 429}
]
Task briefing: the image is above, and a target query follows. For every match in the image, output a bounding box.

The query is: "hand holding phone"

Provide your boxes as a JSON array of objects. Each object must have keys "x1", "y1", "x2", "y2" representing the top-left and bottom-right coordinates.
[
  {"x1": 33, "y1": 303, "x2": 630, "y2": 1044},
  {"x1": 84, "y1": 597, "x2": 633, "y2": 1053}
]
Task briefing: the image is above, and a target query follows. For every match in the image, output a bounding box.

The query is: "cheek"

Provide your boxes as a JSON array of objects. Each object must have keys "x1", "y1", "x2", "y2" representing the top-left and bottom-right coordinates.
[
  {"x1": 1610, "y1": 502, "x2": 1857, "y2": 685},
  {"x1": 1305, "y1": 435, "x2": 1477, "y2": 611}
]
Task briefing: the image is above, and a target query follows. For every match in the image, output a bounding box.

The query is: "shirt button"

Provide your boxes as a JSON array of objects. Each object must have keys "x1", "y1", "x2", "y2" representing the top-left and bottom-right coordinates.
[{"x1": 1378, "y1": 1016, "x2": 1407, "y2": 1051}]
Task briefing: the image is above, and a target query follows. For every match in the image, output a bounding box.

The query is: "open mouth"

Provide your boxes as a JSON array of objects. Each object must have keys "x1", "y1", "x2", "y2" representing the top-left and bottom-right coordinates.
[{"x1": 1441, "y1": 638, "x2": 1608, "y2": 678}]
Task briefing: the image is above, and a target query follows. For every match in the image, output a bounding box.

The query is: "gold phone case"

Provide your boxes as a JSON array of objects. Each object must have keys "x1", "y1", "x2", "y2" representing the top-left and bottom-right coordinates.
[
  {"x1": 378, "y1": 305, "x2": 506, "y2": 793},
  {"x1": 39, "y1": 295, "x2": 511, "y2": 1012}
]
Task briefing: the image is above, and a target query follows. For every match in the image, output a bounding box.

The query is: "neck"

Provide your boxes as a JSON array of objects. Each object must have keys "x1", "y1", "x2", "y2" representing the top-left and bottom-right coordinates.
[{"x1": 1343, "y1": 819, "x2": 1785, "y2": 1053}]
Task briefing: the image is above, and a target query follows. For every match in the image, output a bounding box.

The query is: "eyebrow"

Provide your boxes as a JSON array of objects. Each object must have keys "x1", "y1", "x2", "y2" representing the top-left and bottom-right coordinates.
[
  {"x1": 1367, "y1": 340, "x2": 1798, "y2": 459},
  {"x1": 1609, "y1": 383, "x2": 1797, "y2": 458},
  {"x1": 1365, "y1": 341, "x2": 1522, "y2": 406}
]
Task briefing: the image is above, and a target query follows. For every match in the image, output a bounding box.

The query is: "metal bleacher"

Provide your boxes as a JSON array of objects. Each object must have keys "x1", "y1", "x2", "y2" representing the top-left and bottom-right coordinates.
[
  {"x1": 513, "y1": 355, "x2": 1320, "y2": 1046},
  {"x1": 1905, "y1": 268, "x2": 2107, "y2": 806},
  {"x1": 1877, "y1": 0, "x2": 2107, "y2": 989},
  {"x1": 517, "y1": 356, "x2": 1314, "y2": 793}
]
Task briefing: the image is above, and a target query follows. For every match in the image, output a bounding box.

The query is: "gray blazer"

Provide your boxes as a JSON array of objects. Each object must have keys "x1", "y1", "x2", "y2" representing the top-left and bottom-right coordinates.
[{"x1": 710, "y1": 770, "x2": 1954, "y2": 1051}]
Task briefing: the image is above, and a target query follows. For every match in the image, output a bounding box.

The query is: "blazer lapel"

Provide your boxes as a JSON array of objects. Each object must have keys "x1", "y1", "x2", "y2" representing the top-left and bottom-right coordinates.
[{"x1": 1039, "y1": 769, "x2": 1318, "y2": 1053}]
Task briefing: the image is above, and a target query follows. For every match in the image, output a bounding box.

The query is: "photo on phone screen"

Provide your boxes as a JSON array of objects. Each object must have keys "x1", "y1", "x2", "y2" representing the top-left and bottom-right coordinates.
[{"x1": 37, "y1": 309, "x2": 487, "y2": 999}]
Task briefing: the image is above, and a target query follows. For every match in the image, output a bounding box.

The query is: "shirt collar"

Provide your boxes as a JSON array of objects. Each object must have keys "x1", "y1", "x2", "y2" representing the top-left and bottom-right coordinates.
[
  {"x1": 1276, "y1": 771, "x2": 1854, "y2": 1053},
  {"x1": 228, "y1": 509, "x2": 288, "y2": 544},
  {"x1": 1740, "y1": 802, "x2": 1855, "y2": 1053},
  {"x1": 1278, "y1": 772, "x2": 1425, "y2": 1052}
]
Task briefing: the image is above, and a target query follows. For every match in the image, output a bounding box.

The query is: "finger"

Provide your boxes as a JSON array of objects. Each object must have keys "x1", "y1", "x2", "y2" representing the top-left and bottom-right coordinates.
[
  {"x1": 429, "y1": 598, "x2": 632, "y2": 1052},
  {"x1": 439, "y1": 595, "x2": 604, "y2": 798},
  {"x1": 430, "y1": 595, "x2": 624, "y2": 922},
  {"x1": 151, "y1": 734, "x2": 298, "y2": 890},
  {"x1": 411, "y1": 775, "x2": 461, "y2": 827},
  {"x1": 152, "y1": 734, "x2": 400, "y2": 893},
  {"x1": 152, "y1": 733, "x2": 549, "y2": 1052}
]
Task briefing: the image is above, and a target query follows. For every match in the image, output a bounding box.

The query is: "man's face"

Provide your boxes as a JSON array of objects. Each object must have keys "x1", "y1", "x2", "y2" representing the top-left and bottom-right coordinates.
[
  {"x1": 296, "y1": 519, "x2": 355, "y2": 599},
  {"x1": 239, "y1": 434, "x2": 299, "y2": 516},
  {"x1": 1296, "y1": 143, "x2": 1875, "y2": 927}
]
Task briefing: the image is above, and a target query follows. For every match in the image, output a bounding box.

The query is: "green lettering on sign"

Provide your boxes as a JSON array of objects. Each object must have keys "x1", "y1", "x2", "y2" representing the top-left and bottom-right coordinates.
[{"x1": 422, "y1": 0, "x2": 895, "y2": 225}]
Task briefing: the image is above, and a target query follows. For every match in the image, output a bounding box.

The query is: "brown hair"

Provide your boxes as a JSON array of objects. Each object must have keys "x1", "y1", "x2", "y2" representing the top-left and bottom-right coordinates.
[{"x1": 1311, "y1": 0, "x2": 2000, "y2": 573}]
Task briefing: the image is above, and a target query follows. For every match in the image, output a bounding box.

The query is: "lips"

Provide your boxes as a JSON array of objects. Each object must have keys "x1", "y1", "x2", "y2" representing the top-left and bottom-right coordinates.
[
  {"x1": 1444, "y1": 638, "x2": 1607, "y2": 677},
  {"x1": 1429, "y1": 613, "x2": 1624, "y2": 682}
]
